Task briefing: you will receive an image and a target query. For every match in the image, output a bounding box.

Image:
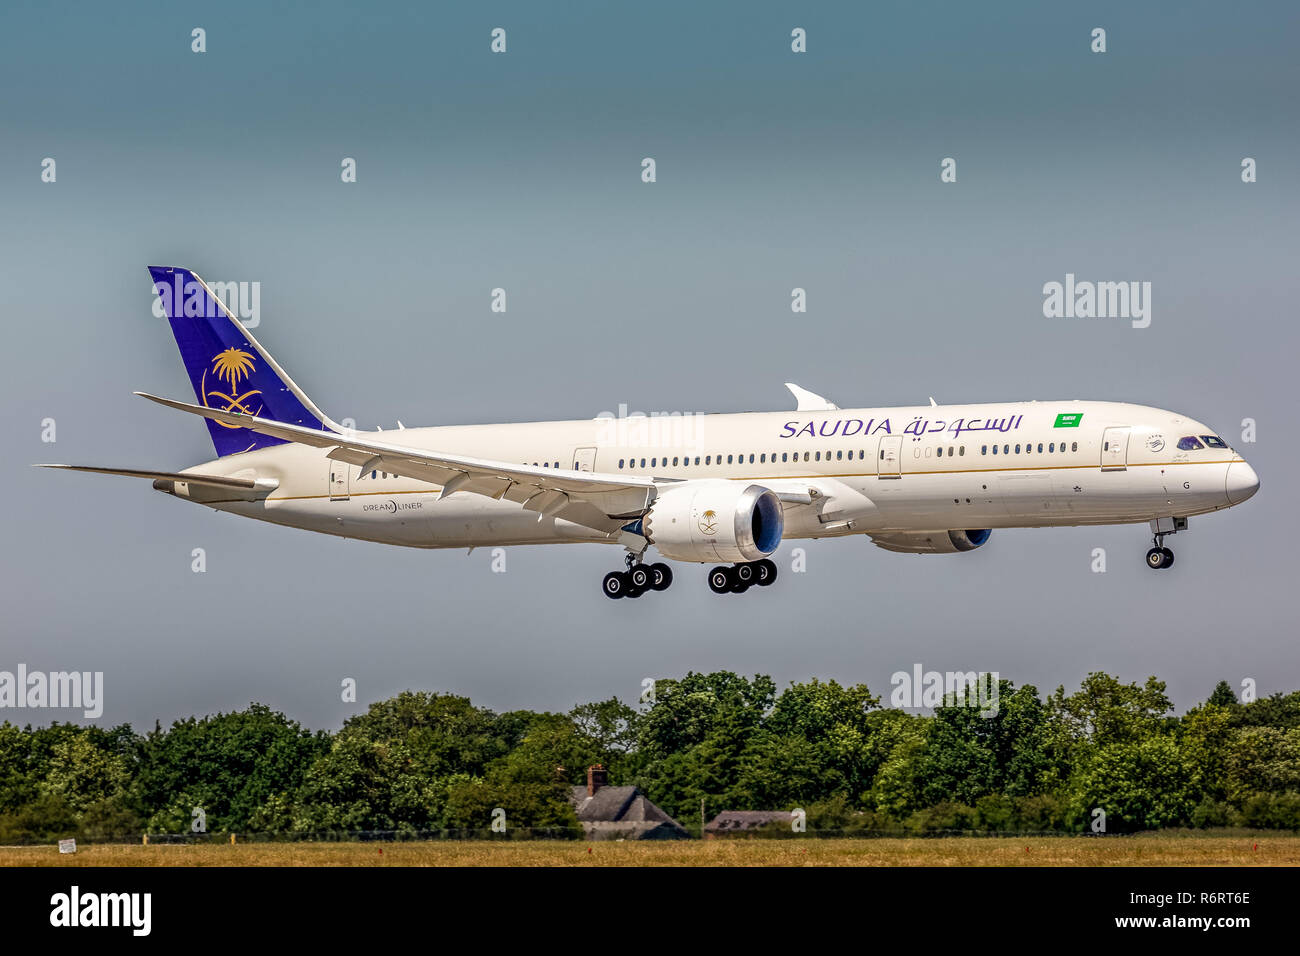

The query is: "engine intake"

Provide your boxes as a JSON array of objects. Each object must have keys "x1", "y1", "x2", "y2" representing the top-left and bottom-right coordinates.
[
  {"x1": 869, "y1": 529, "x2": 992, "y2": 554},
  {"x1": 644, "y1": 481, "x2": 784, "y2": 563}
]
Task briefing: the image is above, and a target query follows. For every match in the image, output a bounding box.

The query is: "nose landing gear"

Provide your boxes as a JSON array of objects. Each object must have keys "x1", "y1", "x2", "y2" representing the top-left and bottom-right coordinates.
[{"x1": 1145, "y1": 535, "x2": 1175, "y2": 570}]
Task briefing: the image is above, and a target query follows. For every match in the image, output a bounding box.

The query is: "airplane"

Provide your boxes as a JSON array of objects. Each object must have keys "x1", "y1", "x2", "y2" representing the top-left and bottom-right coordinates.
[{"x1": 39, "y1": 266, "x2": 1260, "y2": 600}]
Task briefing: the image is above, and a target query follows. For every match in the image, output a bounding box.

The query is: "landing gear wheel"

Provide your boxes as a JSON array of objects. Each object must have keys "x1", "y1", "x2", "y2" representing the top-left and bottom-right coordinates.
[
  {"x1": 1145, "y1": 547, "x2": 1167, "y2": 570},
  {"x1": 708, "y1": 566, "x2": 731, "y2": 594},
  {"x1": 602, "y1": 571, "x2": 628, "y2": 599},
  {"x1": 1161, "y1": 547, "x2": 1174, "y2": 568},
  {"x1": 755, "y1": 559, "x2": 778, "y2": 586},
  {"x1": 628, "y1": 565, "x2": 651, "y2": 590},
  {"x1": 734, "y1": 563, "x2": 755, "y2": 586},
  {"x1": 650, "y1": 563, "x2": 673, "y2": 591}
]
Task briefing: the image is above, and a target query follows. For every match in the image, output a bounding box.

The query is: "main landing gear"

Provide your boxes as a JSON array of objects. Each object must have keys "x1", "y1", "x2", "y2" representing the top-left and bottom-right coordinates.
[
  {"x1": 1145, "y1": 534, "x2": 1175, "y2": 570},
  {"x1": 602, "y1": 553, "x2": 673, "y2": 600},
  {"x1": 707, "y1": 559, "x2": 778, "y2": 595}
]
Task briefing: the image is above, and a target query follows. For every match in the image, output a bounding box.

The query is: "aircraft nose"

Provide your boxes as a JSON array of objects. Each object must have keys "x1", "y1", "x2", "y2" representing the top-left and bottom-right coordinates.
[{"x1": 1226, "y1": 461, "x2": 1260, "y2": 505}]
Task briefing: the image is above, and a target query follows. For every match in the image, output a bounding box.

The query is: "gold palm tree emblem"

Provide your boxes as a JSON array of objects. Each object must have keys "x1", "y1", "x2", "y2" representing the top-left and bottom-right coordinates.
[
  {"x1": 212, "y1": 348, "x2": 256, "y2": 390},
  {"x1": 204, "y1": 348, "x2": 262, "y2": 426}
]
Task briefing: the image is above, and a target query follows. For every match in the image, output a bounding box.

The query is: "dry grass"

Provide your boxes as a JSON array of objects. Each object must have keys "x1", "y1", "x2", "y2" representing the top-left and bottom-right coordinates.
[{"x1": 1, "y1": 833, "x2": 1296, "y2": 867}]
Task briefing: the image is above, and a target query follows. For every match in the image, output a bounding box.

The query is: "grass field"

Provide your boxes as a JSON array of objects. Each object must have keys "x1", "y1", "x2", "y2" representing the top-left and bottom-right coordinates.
[{"x1": 2, "y1": 833, "x2": 1296, "y2": 866}]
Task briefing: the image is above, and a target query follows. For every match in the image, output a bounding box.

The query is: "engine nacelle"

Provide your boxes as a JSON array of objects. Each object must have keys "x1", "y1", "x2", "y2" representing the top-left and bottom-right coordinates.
[
  {"x1": 644, "y1": 481, "x2": 784, "y2": 563},
  {"x1": 869, "y1": 529, "x2": 992, "y2": 554}
]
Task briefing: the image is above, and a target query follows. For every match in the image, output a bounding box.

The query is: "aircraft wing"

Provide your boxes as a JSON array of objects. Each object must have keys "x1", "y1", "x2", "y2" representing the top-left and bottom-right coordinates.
[{"x1": 135, "y1": 392, "x2": 656, "y2": 532}]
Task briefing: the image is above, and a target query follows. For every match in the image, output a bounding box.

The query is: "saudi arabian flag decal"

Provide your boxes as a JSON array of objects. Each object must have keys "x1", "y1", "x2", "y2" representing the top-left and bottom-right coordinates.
[{"x1": 1054, "y1": 412, "x2": 1083, "y2": 428}]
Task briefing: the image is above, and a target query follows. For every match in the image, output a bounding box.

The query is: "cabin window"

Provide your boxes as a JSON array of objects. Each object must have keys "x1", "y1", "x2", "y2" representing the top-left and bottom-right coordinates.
[
  {"x1": 1071, "y1": 442, "x2": 1077, "y2": 452},
  {"x1": 837, "y1": 450, "x2": 843, "y2": 460},
  {"x1": 804, "y1": 452, "x2": 810, "y2": 462},
  {"x1": 991, "y1": 445, "x2": 998, "y2": 455},
  {"x1": 958, "y1": 446, "x2": 965, "y2": 456},
  {"x1": 936, "y1": 447, "x2": 943, "y2": 457}
]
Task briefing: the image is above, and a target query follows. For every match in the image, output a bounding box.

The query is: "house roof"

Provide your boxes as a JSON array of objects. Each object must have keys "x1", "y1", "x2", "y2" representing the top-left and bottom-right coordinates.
[
  {"x1": 569, "y1": 785, "x2": 681, "y2": 826},
  {"x1": 705, "y1": 810, "x2": 790, "y2": 831}
]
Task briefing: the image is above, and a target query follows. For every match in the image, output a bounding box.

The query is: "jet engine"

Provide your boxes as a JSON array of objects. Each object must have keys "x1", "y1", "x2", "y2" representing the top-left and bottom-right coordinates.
[
  {"x1": 868, "y1": 529, "x2": 992, "y2": 554},
  {"x1": 644, "y1": 481, "x2": 784, "y2": 563}
]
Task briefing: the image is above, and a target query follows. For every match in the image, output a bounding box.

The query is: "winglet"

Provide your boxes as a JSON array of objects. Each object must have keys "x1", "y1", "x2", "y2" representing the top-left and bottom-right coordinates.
[{"x1": 785, "y1": 383, "x2": 840, "y2": 411}]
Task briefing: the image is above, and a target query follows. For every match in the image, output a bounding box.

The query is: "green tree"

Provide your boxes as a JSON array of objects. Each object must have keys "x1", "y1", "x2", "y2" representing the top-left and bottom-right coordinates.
[
  {"x1": 135, "y1": 704, "x2": 327, "y2": 832},
  {"x1": 1223, "y1": 726, "x2": 1300, "y2": 804},
  {"x1": 918, "y1": 681, "x2": 1050, "y2": 807},
  {"x1": 1071, "y1": 735, "x2": 1195, "y2": 831},
  {"x1": 1206, "y1": 680, "x2": 1238, "y2": 709}
]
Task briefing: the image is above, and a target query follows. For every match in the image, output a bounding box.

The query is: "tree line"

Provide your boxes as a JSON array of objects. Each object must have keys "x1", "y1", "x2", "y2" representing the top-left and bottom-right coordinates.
[{"x1": 1, "y1": 672, "x2": 1297, "y2": 841}]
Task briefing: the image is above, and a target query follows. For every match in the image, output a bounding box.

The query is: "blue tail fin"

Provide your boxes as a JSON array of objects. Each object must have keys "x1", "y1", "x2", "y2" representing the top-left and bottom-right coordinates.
[{"x1": 149, "y1": 266, "x2": 332, "y2": 457}]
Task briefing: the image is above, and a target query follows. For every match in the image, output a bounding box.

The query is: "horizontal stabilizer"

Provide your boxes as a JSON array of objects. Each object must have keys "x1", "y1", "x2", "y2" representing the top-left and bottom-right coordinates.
[{"x1": 35, "y1": 464, "x2": 275, "y2": 492}]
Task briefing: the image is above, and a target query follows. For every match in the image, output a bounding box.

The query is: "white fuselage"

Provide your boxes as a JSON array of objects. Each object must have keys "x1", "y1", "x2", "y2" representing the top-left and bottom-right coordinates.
[{"x1": 163, "y1": 400, "x2": 1258, "y2": 558}]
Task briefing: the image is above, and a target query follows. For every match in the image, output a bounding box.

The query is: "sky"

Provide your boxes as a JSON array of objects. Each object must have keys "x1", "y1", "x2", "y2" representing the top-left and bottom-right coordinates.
[{"x1": 1, "y1": 1, "x2": 1297, "y2": 731}]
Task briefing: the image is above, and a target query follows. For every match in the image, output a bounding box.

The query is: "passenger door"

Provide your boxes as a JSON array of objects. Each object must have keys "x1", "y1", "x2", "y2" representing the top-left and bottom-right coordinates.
[
  {"x1": 572, "y1": 447, "x2": 597, "y2": 472},
  {"x1": 877, "y1": 436, "x2": 902, "y2": 478},
  {"x1": 1101, "y1": 427, "x2": 1130, "y2": 471},
  {"x1": 328, "y1": 460, "x2": 350, "y2": 500}
]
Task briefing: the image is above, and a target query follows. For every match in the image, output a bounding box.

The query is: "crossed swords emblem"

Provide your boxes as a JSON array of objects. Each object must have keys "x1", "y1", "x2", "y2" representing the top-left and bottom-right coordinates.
[{"x1": 203, "y1": 347, "x2": 263, "y2": 428}]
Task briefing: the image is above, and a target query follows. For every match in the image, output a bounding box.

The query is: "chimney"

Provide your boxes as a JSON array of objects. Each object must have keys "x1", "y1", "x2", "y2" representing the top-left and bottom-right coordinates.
[{"x1": 587, "y1": 764, "x2": 608, "y2": 796}]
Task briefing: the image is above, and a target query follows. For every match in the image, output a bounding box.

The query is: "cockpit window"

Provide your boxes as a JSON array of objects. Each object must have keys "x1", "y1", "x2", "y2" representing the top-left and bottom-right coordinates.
[
  {"x1": 1177, "y1": 436, "x2": 1203, "y2": 451},
  {"x1": 1201, "y1": 435, "x2": 1228, "y2": 449}
]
